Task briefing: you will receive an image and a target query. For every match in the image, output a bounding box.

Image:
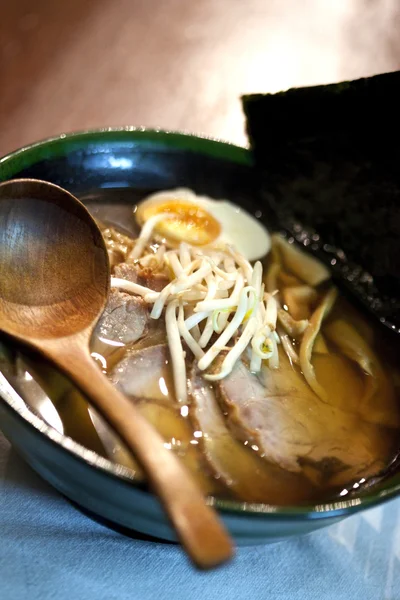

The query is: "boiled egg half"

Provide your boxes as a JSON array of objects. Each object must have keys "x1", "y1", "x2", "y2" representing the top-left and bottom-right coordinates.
[{"x1": 135, "y1": 188, "x2": 270, "y2": 261}]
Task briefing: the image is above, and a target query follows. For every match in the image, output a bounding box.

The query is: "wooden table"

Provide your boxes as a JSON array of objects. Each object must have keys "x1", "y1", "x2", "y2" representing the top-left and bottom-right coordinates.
[{"x1": 1, "y1": 0, "x2": 399, "y2": 155}]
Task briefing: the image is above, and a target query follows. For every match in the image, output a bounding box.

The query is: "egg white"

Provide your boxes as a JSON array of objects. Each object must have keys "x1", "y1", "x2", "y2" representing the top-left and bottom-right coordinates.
[{"x1": 196, "y1": 196, "x2": 270, "y2": 261}]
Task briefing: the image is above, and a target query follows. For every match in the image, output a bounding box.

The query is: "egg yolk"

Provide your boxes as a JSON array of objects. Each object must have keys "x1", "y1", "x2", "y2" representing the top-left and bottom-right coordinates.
[{"x1": 137, "y1": 200, "x2": 221, "y2": 246}]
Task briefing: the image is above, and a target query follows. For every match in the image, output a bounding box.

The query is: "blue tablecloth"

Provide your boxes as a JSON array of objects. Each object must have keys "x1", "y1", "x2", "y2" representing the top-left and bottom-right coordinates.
[{"x1": 1, "y1": 431, "x2": 399, "y2": 600}]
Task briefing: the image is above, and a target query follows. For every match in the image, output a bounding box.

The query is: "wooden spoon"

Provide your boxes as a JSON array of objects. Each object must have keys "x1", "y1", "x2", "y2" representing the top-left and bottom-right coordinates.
[{"x1": 0, "y1": 178, "x2": 233, "y2": 568}]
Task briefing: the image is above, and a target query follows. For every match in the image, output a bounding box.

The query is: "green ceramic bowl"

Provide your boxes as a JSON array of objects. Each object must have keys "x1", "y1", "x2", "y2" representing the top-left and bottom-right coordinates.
[{"x1": 0, "y1": 128, "x2": 399, "y2": 545}]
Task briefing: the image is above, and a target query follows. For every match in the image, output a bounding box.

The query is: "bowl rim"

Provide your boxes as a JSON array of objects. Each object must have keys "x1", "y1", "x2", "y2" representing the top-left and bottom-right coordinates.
[{"x1": 0, "y1": 126, "x2": 399, "y2": 519}]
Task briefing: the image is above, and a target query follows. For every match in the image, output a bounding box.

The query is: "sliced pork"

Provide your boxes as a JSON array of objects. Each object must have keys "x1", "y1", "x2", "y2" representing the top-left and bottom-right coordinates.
[
  {"x1": 95, "y1": 289, "x2": 148, "y2": 345},
  {"x1": 216, "y1": 349, "x2": 392, "y2": 486},
  {"x1": 189, "y1": 367, "x2": 312, "y2": 504},
  {"x1": 113, "y1": 262, "x2": 169, "y2": 292},
  {"x1": 109, "y1": 344, "x2": 174, "y2": 402},
  {"x1": 107, "y1": 344, "x2": 218, "y2": 494}
]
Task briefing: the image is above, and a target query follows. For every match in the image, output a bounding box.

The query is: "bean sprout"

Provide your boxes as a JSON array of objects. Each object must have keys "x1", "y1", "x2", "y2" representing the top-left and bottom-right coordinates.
[
  {"x1": 110, "y1": 216, "x2": 304, "y2": 399},
  {"x1": 166, "y1": 251, "x2": 184, "y2": 277},
  {"x1": 165, "y1": 300, "x2": 187, "y2": 403},
  {"x1": 198, "y1": 315, "x2": 215, "y2": 348},
  {"x1": 198, "y1": 286, "x2": 256, "y2": 371},
  {"x1": 128, "y1": 213, "x2": 176, "y2": 261},
  {"x1": 265, "y1": 293, "x2": 278, "y2": 330},
  {"x1": 205, "y1": 317, "x2": 258, "y2": 381},
  {"x1": 179, "y1": 242, "x2": 191, "y2": 268},
  {"x1": 111, "y1": 277, "x2": 154, "y2": 297},
  {"x1": 155, "y1": 244, "x2": 166, "y2": 264},
  {"x1": 185, "y1": 311, "x2": 209, "y2": 330},
  {"x1": 178, "y1": 302, "x2": 204, "y2": 360}
]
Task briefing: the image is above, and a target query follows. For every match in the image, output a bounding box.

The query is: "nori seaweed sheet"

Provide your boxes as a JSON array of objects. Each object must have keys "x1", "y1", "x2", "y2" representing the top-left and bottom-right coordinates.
[{"x1": 243, "y1": 70, "x2": 400, "y2": 331}]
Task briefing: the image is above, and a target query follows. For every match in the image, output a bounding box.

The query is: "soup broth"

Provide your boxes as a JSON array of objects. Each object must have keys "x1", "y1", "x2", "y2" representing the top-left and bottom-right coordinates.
[{"x1": 2, "y1": 187, "x2": 399, "y2": 506}]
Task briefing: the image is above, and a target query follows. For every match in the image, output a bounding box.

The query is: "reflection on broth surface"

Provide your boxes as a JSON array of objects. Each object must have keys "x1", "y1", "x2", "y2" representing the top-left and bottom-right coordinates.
[{"x1": 1, "y1": 187, "x2": 399, "y2": 505}]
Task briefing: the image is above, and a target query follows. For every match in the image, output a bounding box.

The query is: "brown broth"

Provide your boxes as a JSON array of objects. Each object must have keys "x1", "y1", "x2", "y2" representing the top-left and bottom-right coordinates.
[
  {"x1": 1, "y1": 192, "x2": 399, "y2": 506},
  {"x1": 86, "y1": 203, "x2": 400, "y2": 504}
]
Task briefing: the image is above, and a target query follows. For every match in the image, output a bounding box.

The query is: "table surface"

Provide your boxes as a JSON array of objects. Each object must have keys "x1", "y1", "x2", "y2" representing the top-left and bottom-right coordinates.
[
  {"x1": 0, "y1": 0, "x2": 399, "y2": 155},
  {"x1": 1, "y1": 432, "x2": 400, "y2": 600},
  {"x1": 1, "y1": 1, "x2": 400, "y2": 598}
]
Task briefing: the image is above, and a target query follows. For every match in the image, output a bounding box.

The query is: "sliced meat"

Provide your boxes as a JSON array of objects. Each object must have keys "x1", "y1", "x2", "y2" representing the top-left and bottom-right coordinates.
[
  {"x1": 106, "y1": 345, "x2": 219, "y2": 494},
  {"x1": 136, "y1": 401, "x2": 222, "y2": 495},
  {"x1": 113, "y1": 262, "x2": 169, "y2": 292},
  {"x1": 189, "y1": 368, "x2": 313, "y2": 504},
  {"x1": 109, "y1": 344, "x2": 175, "y2": 403},
  {"x1": 94, "y1": 289, "x2": 148, "y2": 346},
  {"x1": 90, "y1": 399, "x2": 220, "y2": 495},
  {"x1": 132, "y1": 316, "x2": 167, "y2": 350},
  {"x1": 216, "y1": 349, "x2": 393, "y2": 486}
]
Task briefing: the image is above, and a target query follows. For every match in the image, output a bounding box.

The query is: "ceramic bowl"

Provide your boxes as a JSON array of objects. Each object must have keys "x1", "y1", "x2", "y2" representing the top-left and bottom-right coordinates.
[{"x1": 1, "y1": 128, "x2": 399, "y2": 545}]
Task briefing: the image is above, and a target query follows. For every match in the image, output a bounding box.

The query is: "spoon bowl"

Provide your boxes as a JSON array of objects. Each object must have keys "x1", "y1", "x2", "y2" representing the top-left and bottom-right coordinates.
[
  {"x1": 0, "y1": 178, "x2": 233, "y2": 569},
  {"x1": 0, "y1": 179, "x2": 109, "y2": 338}
]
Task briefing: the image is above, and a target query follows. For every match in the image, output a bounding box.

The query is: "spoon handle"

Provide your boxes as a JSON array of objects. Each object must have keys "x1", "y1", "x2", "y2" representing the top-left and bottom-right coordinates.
[{"x1": 41, "y1": 337, "x2": 233, "y2": 568}]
